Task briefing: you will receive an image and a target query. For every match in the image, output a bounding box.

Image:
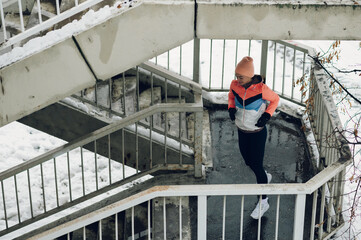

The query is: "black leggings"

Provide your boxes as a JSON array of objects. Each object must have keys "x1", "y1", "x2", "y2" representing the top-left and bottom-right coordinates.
[{"x1": 238, "y1": 127, "x2": 268, "y2": 199}]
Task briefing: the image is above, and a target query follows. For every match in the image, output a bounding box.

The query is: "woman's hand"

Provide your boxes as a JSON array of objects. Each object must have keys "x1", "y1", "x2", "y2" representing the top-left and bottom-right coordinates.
[
  {"x1": 255, "y1": 112, "x2": 271, "y2": 127},
  {"x1": 228, "y1": 108, "x2": 237, "y2": 121}
]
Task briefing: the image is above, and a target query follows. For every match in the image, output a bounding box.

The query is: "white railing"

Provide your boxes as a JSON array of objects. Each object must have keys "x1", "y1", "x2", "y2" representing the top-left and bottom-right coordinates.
[
  {"x1": 151, "y1": 39, "x2": 312, "y2": 105},
  {"x1": 0, "y1": 63, "x2": 203, "y2": 236},
  {"x1": 0, "y1": 0, "x2": 105, "y2": 50},
  {"x1": 24, "y1": 160, "x2": 347, "y2": 240}
]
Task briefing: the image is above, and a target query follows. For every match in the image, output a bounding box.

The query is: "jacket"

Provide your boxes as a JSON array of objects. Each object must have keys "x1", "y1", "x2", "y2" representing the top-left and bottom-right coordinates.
[{"x1": 228, "y1": 79, "x2": 279, "y2": 132}]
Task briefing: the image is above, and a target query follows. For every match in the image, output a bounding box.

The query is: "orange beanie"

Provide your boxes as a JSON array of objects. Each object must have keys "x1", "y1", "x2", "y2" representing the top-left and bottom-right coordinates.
[{"x1": 235, "y1": 56, "x2": 254, "y2": 78}]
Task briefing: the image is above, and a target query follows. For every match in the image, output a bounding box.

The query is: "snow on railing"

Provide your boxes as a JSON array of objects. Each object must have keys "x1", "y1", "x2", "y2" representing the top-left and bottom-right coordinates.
[
  {"x1": 21, "y1": 161, "x2": 347, "y2": 240},
  {"x1": 0, "y1": 101, "x2": 203, "y2": 236},
  {"x1": 0, "y1": 0, "x2": 106, "y2": 50},
  {"x1": 0, "y1": 60, "x2": 203, "y2": 236}
]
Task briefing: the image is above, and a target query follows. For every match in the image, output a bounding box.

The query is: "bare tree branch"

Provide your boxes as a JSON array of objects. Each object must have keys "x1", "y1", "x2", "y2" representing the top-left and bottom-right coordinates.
[{"x1": 309, "y1": 55, "x2": 361, "y2": 105}]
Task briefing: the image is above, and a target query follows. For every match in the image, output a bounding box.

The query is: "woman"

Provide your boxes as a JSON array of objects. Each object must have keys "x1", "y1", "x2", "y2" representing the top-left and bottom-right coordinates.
[{"x1": 228, "y1": 56, "x2": 279, "y2": 219}]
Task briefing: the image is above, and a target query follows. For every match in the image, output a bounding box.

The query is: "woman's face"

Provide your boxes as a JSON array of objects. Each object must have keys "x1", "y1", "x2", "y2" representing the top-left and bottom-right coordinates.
[{"x1": 235, "y1": 74, "x2": 252, "y2": 86}]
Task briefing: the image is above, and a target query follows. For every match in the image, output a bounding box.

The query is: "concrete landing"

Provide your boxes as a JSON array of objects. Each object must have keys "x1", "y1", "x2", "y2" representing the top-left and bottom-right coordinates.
[{"x1": 205, "y1": 109, "x2": 314, "y2": 240}]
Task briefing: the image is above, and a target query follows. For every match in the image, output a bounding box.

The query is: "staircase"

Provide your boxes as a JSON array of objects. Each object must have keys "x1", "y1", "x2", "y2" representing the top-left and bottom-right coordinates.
[{"x1": 0, "y1": 0, "x2": 357, "y2": 239}]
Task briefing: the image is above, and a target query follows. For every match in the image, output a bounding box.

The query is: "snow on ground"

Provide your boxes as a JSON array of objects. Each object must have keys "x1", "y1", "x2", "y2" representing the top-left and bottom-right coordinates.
[
  {"x1": 0, "y1": 121, "x2": 153, "y2": 238},
  {"x1": 0, "y1": 3, "x2": 360, "y2": 237}
]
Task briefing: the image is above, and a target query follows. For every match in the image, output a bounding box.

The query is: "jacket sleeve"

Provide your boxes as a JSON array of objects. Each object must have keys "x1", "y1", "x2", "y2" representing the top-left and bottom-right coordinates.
[
  {"x1": 228, "y1": 81, "x2": 236, "y2": 109},
  {"x1": 262, "y1": 84, "x2": 279, "y2": 116}
]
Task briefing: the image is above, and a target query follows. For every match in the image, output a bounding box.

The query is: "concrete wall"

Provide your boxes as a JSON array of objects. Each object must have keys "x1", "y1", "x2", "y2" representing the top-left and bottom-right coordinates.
[
  {"x1": 74, "y1": 1, "x2": 195, "y2": 80},
  {"x1": 0, "y1": 38, "x2": 96, "y2": 126},
  {"x1": 1, "y1": 0, "x2": 361, "y2": 127},
  {"x1": 0, "y1": 0, "x2": 195, "y2": 127},
  {"x1": 196, "y1": 0, "x2": 361, "y2": 40}
]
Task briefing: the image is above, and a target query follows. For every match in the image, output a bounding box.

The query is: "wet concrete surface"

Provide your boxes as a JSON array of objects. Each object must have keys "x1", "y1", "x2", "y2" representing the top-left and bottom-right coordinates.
[{"x1": 206, "y1": 109, "x2": 314, "y2": 240}]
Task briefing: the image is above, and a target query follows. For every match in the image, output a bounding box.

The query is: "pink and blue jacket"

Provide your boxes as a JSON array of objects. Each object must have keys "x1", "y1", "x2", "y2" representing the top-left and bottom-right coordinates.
[{"x1": 228, "y1": 79, "x2": 279, "y2": 131}]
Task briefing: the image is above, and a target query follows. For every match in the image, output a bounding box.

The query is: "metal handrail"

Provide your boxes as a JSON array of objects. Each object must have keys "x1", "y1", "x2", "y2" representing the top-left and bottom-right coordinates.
[
  {"x1": 0, "y1": 103, "x2": 201, "y2": 181},
  {"x1": 0, "y1": 101, "x2": 203, "y2": 235},
  {"x1": 24, "y1": 157, "x2": 349, "y2": 240},
  {"x1": 0, "y1": 0, "x2": 105, "y2": 50}
]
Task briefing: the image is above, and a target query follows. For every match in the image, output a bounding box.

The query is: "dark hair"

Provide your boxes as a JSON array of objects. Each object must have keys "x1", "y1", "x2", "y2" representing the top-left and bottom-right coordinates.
[{"x1": 252, "y1": 74, "x2": 266, "y2": 84}]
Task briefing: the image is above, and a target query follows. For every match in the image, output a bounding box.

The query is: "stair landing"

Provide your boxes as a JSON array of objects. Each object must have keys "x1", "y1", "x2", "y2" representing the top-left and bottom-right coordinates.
[{"x1": 206, "y1": 108, "x2": 314, "y2": 239}]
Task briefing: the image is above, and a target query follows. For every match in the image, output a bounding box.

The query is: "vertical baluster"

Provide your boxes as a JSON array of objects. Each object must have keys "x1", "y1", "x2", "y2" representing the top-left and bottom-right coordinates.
[
  {"x1": 40, "y1": 163, "x2": 46, "y2": 212},
  {"x1": 310, "y1": 190, "x2": 318, "y2": 240},
  {"x1": 74, "y1": 0, "x2": 79, "y2": 6},
  {"x1": 240, "y1": 195, "x2": 244, "y2": 240},
  {"x1": 222, "y1": 196, "x2": 226, "y2": 240},
  {"x1": 67, "y1": 233, "x2": 71, "y2": 240},
  {"x1": 136, "y1": 66, "x2": 140, "y2": 112},
  {"x1": 17, "y1": 0, "x2": 25, "y2": 32},
  {"x1": 291, "y1": 48, "x2": 296, "y2": 99},
  {"x1": 83, "y1": 226, "x2": 86, "y2": 240},
  {"x1": 179, "y1": 197, "x2": 183, "y2": 239},
  {"x1": 272, "y1": 42, "x2": 277, "y2": 90},
  {"x1": 80, "y1": 148, "x2": 85, "y2": 196},
  {"x1": 99, "y1": 219, "x2": 103, "y2": 240},
  {"x1": 67, "y1": 152, "x2": 72, "y2": 201},
  {"x1": 180, "y1": 45, "x2": 183, "y2": 75},
  {"x1": 55, "y1": 0, "x2": 60, "y2": 15},
  {"x1": 209, "y1": 39, "x2": 213, "y2": 89},
  {"x1": 53, "y1": 158, "x2": 60, "y2": 207},
  {"x1": 136, "y1": 122, "x2": 139, "y2": 174},
  {"x1": 94, "y1": 140, "x2": 98, "y2": 190},
  {"x1": 27, "y1": 169, "x2": 34, "y2": 218},
  {"x1": 108, "y1": 135, "x2": 112, "y2": 184},
  {"x1": 260, "y1": 40, "x2": 268, "y2": 78},
  {"x1": 95, "y1": 80, "x2": 98, "y2": 106},
  {"x1": 257, "y1": 197, "x2": 262, "y2": 240},
  {"x1": 148, "y1": 200, "x2": 151, "y2": 240},
  {"x1": 235, "y1": 40, "x2": 239, "y2": 68},
  {"x1": 293, "y1": 194, "x2": 306, "y2": 240},
  {"x1": 0, "y1": 0, "x2": 7, "y2": 40},
  {"x1": 167, "y1": 50, "x2": 170, "y2": 70},
  {"x1": 327, "y1": 178, "x2": 335, "y2": 233},
  {"x1": 336, "y1": 170, "x2": 345, "y2": 225},
  {"x1": 179, "y1": 84, "x2": 182, "y2": 166},
  {"x1": 115, "y1": 213, "x2": 118, "y2": 240},
  {"x1": 282, "y1": 45, "x2": 286, "y2": 96},
  {"x1": 14, "y1": 175, "x2": 21, "y2": 223},
  {"x1": 122, "y1": 129, "x2": 125, "y2": 179},
  {"x1": 163, "y1": 197, "x2": 167, "y2": 240},
  {"x1": 1, "y1": 180, "x2": 8, "y2": 229},
  {"x1": 248, "y1": 40, "x2": 252, "y2": 56},
  {"x1": 150, "y1": 74, "x2": 154, "y2": 169},
  {"x1": 198, "y1": 196, "x2": 207, "y2": 240},
  {"x1": 132, "y1": 207, "x2": 135, "y2": 240},
  {"x1": 275, "y1": 195, "x2": 280, "y2": 240},
  {"x1": 301, "y1": 53, "x2": 306, "y2": 104},
  {"x1": 318, "y1": 184, "x2": 326, "y2": 239},
  {"x1": 164, "y1": 78, "x2": 168, "y2": 165},
  {"x1": 221, "y1": 39, "x2": 226, "y2": 89}
]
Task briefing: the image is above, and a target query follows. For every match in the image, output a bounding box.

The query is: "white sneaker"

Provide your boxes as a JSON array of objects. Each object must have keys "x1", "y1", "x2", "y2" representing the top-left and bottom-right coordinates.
[
  {"x1": 266, "y1": 171, "x2": 272, "y2": 184},
  {"x1": 250, "y1": 198, "x2": 269, "y2": 219}
]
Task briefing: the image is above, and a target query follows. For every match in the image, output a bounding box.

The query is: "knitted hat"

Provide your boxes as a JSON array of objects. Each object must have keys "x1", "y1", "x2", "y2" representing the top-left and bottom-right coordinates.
[{"x1": 235, "y1": 56, "x2": 254, "y2": 78}]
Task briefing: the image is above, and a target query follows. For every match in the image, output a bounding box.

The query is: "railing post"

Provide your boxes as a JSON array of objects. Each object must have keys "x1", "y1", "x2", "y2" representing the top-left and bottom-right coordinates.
[
  {"x1": 193, "y1": 38, "x2": 201, "y2": 84},
  {"x1": 194, "y1": 100, "x2": 203, "y2": 177},
  {"x1": 198, "y1": 195, "x2": 207, "y2": 240},
  {"x1": 293, "y1": 194, "x2": 306, "y2": 240},
  {"x1": 260, "y1": 40, "x2": 268, "y2": 77}
]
